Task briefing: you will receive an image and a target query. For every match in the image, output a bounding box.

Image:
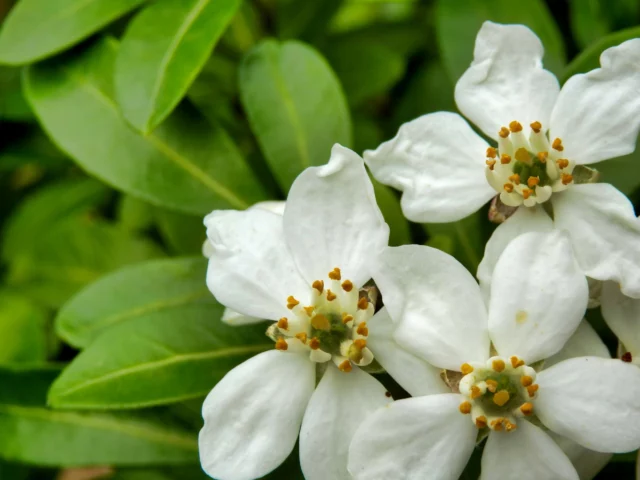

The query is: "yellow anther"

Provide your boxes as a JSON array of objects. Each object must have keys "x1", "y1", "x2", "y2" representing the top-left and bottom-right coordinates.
[
  {"x1": 492, "y1": 359, "x2": 506, "y2": 372},
  {"x1": 275, "y1": 338, "x2": 288, "y2": 351},
  {"x1": 311, "y1": 314, "x2": 330, "y2": 331},
  {"x1": 485, "y1": 379, "x2": 498, "y2": 393},
  {"x1": 490, "y1": 418, "x2": 504, "y2": 431},
  {"x1": 515, "y1": 147, "x2": 530, "y2": 163},
  {"x1": 561, "y1": 173, "x2": 573, "y2": 185},
  {"x1": 486, "y1": 147, "x2": 497, "y2": 158},
  {"x1": 341, "y1": 280, "x2": 353, "y2": 292},
  {"x1": 486, "y1": 159, "x2": 496, "y2": 170},
  {"x1": 286, "y1": 296, "x2": 299, "y2": 309},
  {"x1": 500, "y1": 153, "x2": 512, "y2": 164},
  {"x1": 556, "y1": 158, "x2": 569, "y2": 169},
  {"x1": 356, "y1": 322, "x2": 369, "y2": 336},
  {"x1": 328, "y1": 267, "x2": 341, "y2": 281},
  {"x1": 520, "y1": 375, "x2": 533, "y2": 387},
  {"x1": 510, "y1": 356, "x2": 525, "y2": 368},
  {"x1": 277, "y1": 318, "x2": 289, "y2": 330},
  {"x1": 470, "y1": 386, "x2": 482, "y2": 399},
  {"x1": 537, "y1": 151, "x2": 548, "y2": 163},
  {"x1": 509, "y1": 121, "x2": 523, "y2": 133},
  {"x1": 527, "y1": 177, "x2": 540, "y2": 188},
  {"x1": 522, "y1": 188, "x2": 533, "y2": 200},
  {"x1": 475, "y1": 415, "x2": 488, "y2": 429},
  {"x1": 520, "y1": 402, "x2": 534, "y2": 416},
  {"x1": 460, "y1": 363, "x2": 474, "y2": 375},
  {"x1": 342, "y1": 314, "x2": 354, "y2": 325},
  {"x1": 552, "y1": 138, "x2": 564, "y2": 151},
  {"x1": 303, "y1": 306, "x2": 315, "y2": 316},
  {"x1": 326, "y1": 290, "x2": 337, "y2": 301},
  {"x1": 508, "y1": 173, "x2": 520, "y2": 184},
  {"x1": 459, "y1": 401, "x2": 472, "y2": 414},
  {"x1": 357, "y1": 297, "x2": 369, "y2": 310},
  {"x1": 493, "y1": 390, "x2": 510, "y2": 407},
  {"x1": 295, "y1": 332, "x2": 307, "y2": 343},
  {"x1": 353, "y1": 339, "x2": 367, "y2": 350},
  {"x1": 530, "y1": 121, "x2": 542, "y2": 133},
  {"x1": 503, "y1": 183, "x2": 514, "y2": 193},
  {"x1": 504, "y1": 420, "x2": 517, "y2": 432},
  {"x1": 499, "y1": 127, "x2": 510, "y2": 138},
  {"x1": 526, "y1": 384, "x2": 539, "y2": 397},
  {"x1": 312, "y1": 280, "x2": 324, "y2": 293},
  {"x1": 308, "y1": 337, "x2": 320, "y2": 350},
  {"x1": 338, "y1": 360, "x2": 352, "y2": 372}
]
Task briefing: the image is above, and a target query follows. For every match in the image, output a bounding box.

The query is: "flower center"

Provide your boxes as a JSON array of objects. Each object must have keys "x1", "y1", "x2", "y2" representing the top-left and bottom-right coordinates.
[
  {"x1": 485, "y1": 121, "x2": 574, "y2": 208},
  {"x1": 266, "y1": 267, "x2": 375, "y2": 373},
  {"x1": 457, "y1": 356, "x2": 539, "y2": 432}
]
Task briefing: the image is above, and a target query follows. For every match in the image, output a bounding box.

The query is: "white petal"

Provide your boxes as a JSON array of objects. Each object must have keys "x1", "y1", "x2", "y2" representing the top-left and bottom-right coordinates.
[
  {"x1": 367, "y1": 307, "x2": 450, "y2": 397},
  {"x1": 373, "y1": 245, "x2": 489, "y2": 370},
  {"x1": 348, "y1": 394, "x2": 476, "y2": 480},
  {"x1": 481, "y1": 420, "x2": 578, "y2": 480},
  {"x1": 547, "y1": 431, "x2": 612, "y2": 480},
  {"x1": 199, "y1": 350, "x2": 315, "y2": 480},
  {"x1": 299, "y1": 365, "x2": 391, "y2": 480},
  {"x1": 204, "y1": 209, "x2": 309, "y2": 320},
  {"x1": 455, "y1": 21, "x2": 560, "y2": 141},
  {"x1": 221, "y1": 308, "x2": 264, "y2": 326},
  {"x1": 488, "y1": 231, "x2": 588, "y2": 363},
  {"x1": 601, "y1": 281, "x2": 640, "y2": 358},
  {"x1": 545, "y1": 320, "x2": 610, "y2": 369},
  {"x1": 536, "y1": 356, "x2": 640, "y2": 452},
  {"x1": 251, "y1": 200, "x2": 286, "y2": 215},
  {"x1": 363, "y1": 112, "x2": 494, "y2": 223},
  {"x1": 550, "y1": 39, "x2": 640, "y2": 165},
  {"x1": 552, "y1": 183, "x2": 640, "y2": 298},
  {"x1": 284, "y1": 144, "x2": 389, "y2": 288},
  {"x1": 477, "y1": 205, "x2": 553, "y2": 301}
]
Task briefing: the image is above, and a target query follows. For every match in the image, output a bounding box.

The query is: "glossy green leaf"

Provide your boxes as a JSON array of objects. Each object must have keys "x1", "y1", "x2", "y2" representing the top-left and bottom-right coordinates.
[
  {"x1": 276, "y1": 0, "x2": 343, "y2": 42},
  {"x1": 0, "y1": 0, "x2": 146, "y2": 65},
  {"x1": 49, "y1": 303, "x2": 270, "y2": 409},
  {"x1": 569, "y1": 0, "x2": 611, "y2": 49},
  {"x1": 0, "y1": 67, "x2": 32, "y2": 120},
  {"x1": 57, "y1": 257, "x2": 211, "y2": 348},
  {"x1": 239, "y1": 39, "x2": 352, "y2": 191},
  {"x1": 155, "y1": 209, "x2": 206, "y2": 255},
  {"x1": 117, "y1": 195, "x2": 156, "y2": 233},
  {"x1": 0, "y1": 364, "x2": 63, "y2": 406},
  {"x1": 436, "y1": 0, "x2": 566, "y2": 81},
  {"x1": 115, "y1": 0, "x2": 241, "y2": 133},
  {"x1": 24, "y1": 37, "x2": 266, "y2": 215},
  {"x1": 0, "y1": 292, "x2": 49, "y2": 364}
]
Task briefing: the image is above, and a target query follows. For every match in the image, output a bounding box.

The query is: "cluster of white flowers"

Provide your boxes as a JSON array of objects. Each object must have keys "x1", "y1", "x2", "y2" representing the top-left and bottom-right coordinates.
[{"x1": 198, "y1": 22, "x2": 640, "y2": 480}]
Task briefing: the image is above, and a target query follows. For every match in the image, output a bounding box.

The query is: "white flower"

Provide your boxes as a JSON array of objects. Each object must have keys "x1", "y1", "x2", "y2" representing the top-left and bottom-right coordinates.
[
  {"x1": 348, "y1": 231, "x2": 640, "y2": 480},
  {"x1": 365, "y1": 21, "x2": 640, "y2": 298},
  {"x1": 601, "y1": 281, "x2": 640, "y2": 366},
  {"x1": 198, "y1": 145, "x2": 446, "y2": 480}
]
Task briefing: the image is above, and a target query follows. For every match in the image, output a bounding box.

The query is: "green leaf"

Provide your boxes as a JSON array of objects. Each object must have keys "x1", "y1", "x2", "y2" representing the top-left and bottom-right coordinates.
[
  {"x1": 115, "y1": 0, "x2": 242, "y2": 133},
  {"x1": 155, "y1": 209, "x2": 206, "y2": 255},
  {"x1": 371, "y1": 178, "x2": 411, "y2": 247},
  {"x1": 569, "y1": 0, "x2": 611, "y2": 49},
  {"x1": 0, "y1": 292, "x2": 49, "y2": 364},
  {"x1": 435, "y1": 0, "x2": 566, "y2": 81},
  {"x1": 0, "y1": 364, "x2": 63, "y2": 406},
  {"x1": 276, "y1": 0, "x2": 344, "y2": 42},
  {"x1": 24, "y1": 37, "x2": 266, "y2": 215},
  {"x1": 0, "y1": 66, "x2": 32, "y2": 120},
  {"x1": 239, "y1": 39, "x2": 352, "y2": 192},
  {"x1": 591, "y1": 135, "x2": 640, "y2": 196},
  {"x1": 117, "y1": 195, "x2": 156, "y2": 233},
  {"x1": 49, "y1": 303, "x2": 270, "y2": 409},
  {"x1": 56, "y1": 257, "x2": 211, "y2": 348},
  {"x1": 0, "y1": 0, "x2": 147, "y2": 65},
  {"x1": 109, "y1": 466, "x2": 209, "y2": 480}
]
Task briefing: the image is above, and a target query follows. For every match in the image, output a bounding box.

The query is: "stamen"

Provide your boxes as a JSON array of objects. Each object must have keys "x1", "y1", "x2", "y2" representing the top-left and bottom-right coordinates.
[
  {"x1": 475, "y1": 416, "x2": 488, "y2": 428},
  {"x1": 509, "y1": 121, "x2": 523, "y2": 133},
  {"x1": 490, "y1": 419, "x2": 504, "y2": 431},
  {"x1": 522, "y1": 188, "x2": 533, "y2": 200},
  {"x1": 312, "y1": 280, "x2": 324, "y2": 293},
  {"x1": 460, "y1": 363, "x2": 474, "y2": 375},
  {"x1": 622, "y1": 352, "x2": 633, "y2": 362},
  {"x1": 357, "y1": 297, "x2": 369, "y2": 310},
  {"x1": 556, "y1": 159, "x2": 569, "y2": 169},
  {"x1": 326, "y1": 290, "x2": 337, "y2": 301},
  {"x1": 338, "y1": 360, "x2": 352, "y2": 372},
  {"x1": 536, "y1": 151, "x2": 548, "y2": 163},
  {"x1": 526, "y1": 384, "x2": 539, "y2": 397},
  {"x1": 514, "y1": 147, "x2": 529, "y2": 163},
  {"x1": 286, "y1": 296, "x2": 299, "y2": 309},
  {"x1": 341, "y1": 280, "x2": 353, "y2": 292},
  {"x1": 493, "y1": 390, "x2": 510, "y2": 407},
  {"x1": 520, "y1": 375, "x2": 533, "y2": 387},
  {"x1": 308, "y1": 337, "x2": 320, "y2": 350},
  {"x1": 510, "y1": 356, "x2": 525, "y2": 368},
  {"x1": 499, "y1": 127, "x2": 510, "y2": 138},
  {"x1": 356, "y1": 322, "x2": 369, "y2": 336},
  {"x1": 342, "y1": 314, "x2": 354, "y2": 324},
  {"x1": 311, "y1": 314, "x2": 330, "y2": 331},
  {"x1": 459, "y1": 401, "x2": 472, "y2": 414},
  {"x1": 492, "y1": 359, "x2": 506, "y2": 372},
  {"x1": 500, "y1": 154, "x2": 511, "y2": 164},
  {"x1": 504, "y1": 420, "x2": 517, "y2": 432},
  {"x1": 486, "y1": 159, "x2": 496, "y2": 170},
  {"x1": 304, "y1": 306, "x2": 315, "y2": 316},
  {"x1": 527, "y1": 177, "x2": 540, "y2": 188},
  {"x1": 470, "y1": 386, "x2": 482, "y2": 399},
  {"x1": 520, "y1": 403, "x2": 534, "y2": 416},
  {"x1": 530, "y1": 121, "x2": 542, "y2": 133},
  {"x1": 328, "y1": 268, "x2": 341, "y2": 281},
  {"x1": 552, "y1": 138, "x2": 564, "y2": 151},
  {"x1": 486, "y1": 147, "x2": 497, "y2": 158},
  {"x1": 485, "y1": 379, "x2": 498, "y2": 393},
  {"x1": 508, "y1": 173, "x2": 520, "y2": 184},
  {"x1": 561, "y1": 173, "x2": 573, "y2": 185},
  {"x1": 277, "y1": 318, "x2": 289, "y2": 330},
  {"x1": 503, "y1": 183, "x2": 514, "y2": 193},
  {"x1": 295, "y1": 332, "x2": 307, "y2": 343},
  {"x1": 275, "y1": 339, "x2": 288, "y2": 351},
  {"x1": 353, "y1": 339, "x2": 367, "y2": 350}
]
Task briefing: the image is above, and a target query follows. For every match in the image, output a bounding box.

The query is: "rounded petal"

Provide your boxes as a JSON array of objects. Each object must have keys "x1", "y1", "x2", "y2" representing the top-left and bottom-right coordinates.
[
  {"x1": 550, "y1": 39, "x2": 640, "y2": 165},
  {"x1": 547, "y1": 431, "x2": 612, "y2": 480},
  {"x1": 221, "y1": 308, "x2": 264, "y2": 326},
  {"x1": 373, "y1": 245, "x2": 489, "y2": 370},
  {"x1": 545, "y1": 320, "x2": 610, "y2": 369},
  {"x1": 536, "y1": 357, "x2": 640, "y2": 452},
  {"x1": 477, "y1": 205, "x2": 553, "y2": 301},
  {"x1": 367, "y1": 308, "x2": 450, "y2": 397},
  {"x1": 552, "y1": 183, "x2": 640, "y2": 298},
  {"x1": 299, "y1": 365, "x2": 391, "y2": 480},
  {"x1": 205, "y1": 209, "x2": 309, "y2": 320},
  {"x1": 481, "y1": 420, "x2": 578, "y2": 480},
  {"x1": 455, "y1": 21, "x2": 560, "y2": 141},
  {"x1": 251, "y1": 200, "x2": 286, "y2": 215},
  {"x1": 363, "y1": 112, "x2": 493, "y2": 223},
  {"x1": 601, "y1": 281, "x2": 640, "y2": 358},
  {"x1": 488, "y1": 230, "x2": 588, "y2": 363},
  {"x1": 199, "y1": 350, "x2": 315, "y2": 480},
  {"x1": 348, "y1": 394, "x2": 476, "y2": 480},
  {"x1": 284, "y1": 144, "x2": 389, "y2": 288}
]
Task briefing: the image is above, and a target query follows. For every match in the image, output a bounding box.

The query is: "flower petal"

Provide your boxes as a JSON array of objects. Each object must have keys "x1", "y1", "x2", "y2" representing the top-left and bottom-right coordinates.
[
  {"x1": 221, "y1": 308, "x2": 264, "y2": 326},
  {"x1": 348, "y1": 394, "x2": 476, "y2": 480},
  {"x1": 205, "y1": 209, "x2": 309, "y2": 320},
  {"x1": 601, "y1": 281, "x2": 640, "y2": 358},
  {"x1": 299, "y1": 365, "x2": 391, "y2": 480},
  {"x1": 550, "y1": 39, "x2": 640, "y2": 165},
  {"x1": 363, "y1": 112, "x2": 493, "y2": 223},
  {"x1": 373, "y1": 245, "x2": 489, "y2": 370},
  {"x1": 552, "y1": 183, "x2": 640, "y2": 298},
  {"x1": 488, "y1": 230, "x2": 588, "y2": 363},
  {"x1": 477, "y1": 205, "x2": 553, "y2": 301},
  {"x1": 481, "y1": 420, "x2": 578, "y2": 480},
  {"x1": 545, "y1": 320, "x2": 610, "y2": 369},
  {"x1": 547, "y1": 431, "x2": 612, "y2": 480},
  {"x1": 284, "y1": 144, "x2": 389, "y2": 288},
  {"x1": 536, "y1": 356, "x2": 640, "y2": 452},
  {"x1": 367, "y1": 307, "x2": 450, "y2": 397},
  {"x1": 455, "y1": 21, "x2": 560, "y2": 141},
  {"x1": 199, "y1": 350, "x2": 315, "y2": 480}
]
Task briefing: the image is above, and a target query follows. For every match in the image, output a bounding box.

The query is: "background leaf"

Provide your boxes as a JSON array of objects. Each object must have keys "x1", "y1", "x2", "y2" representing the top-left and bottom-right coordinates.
[{"x1": 0, "y1": 292, "x2": 50, "y2": 364}]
